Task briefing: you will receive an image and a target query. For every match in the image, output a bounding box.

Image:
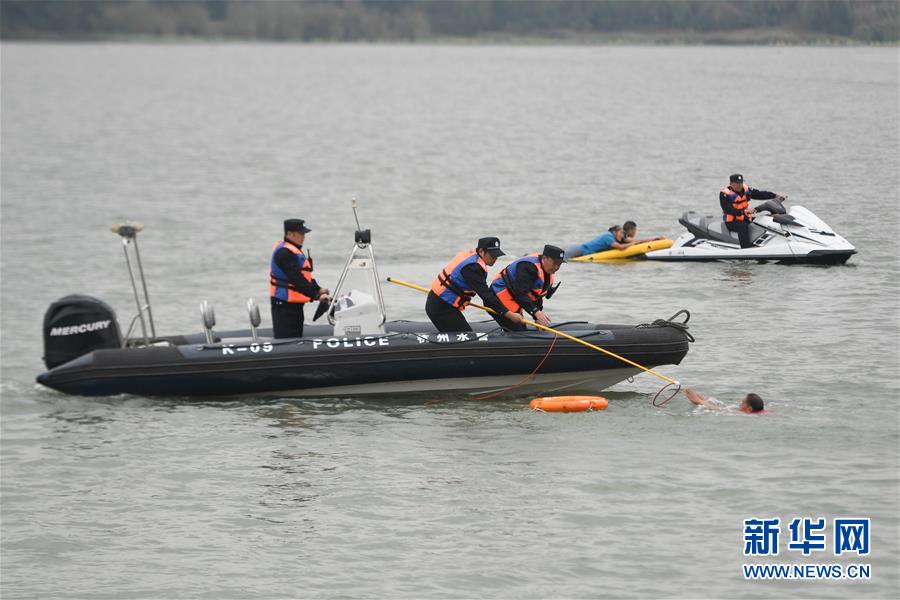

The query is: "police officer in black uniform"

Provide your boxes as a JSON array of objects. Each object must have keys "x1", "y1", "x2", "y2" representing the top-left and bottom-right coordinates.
[
  {"x1": 426, "y1": 237, "x2": 525, "y2": 334},
  {"x1": 269, "y1": 219, "x2": 330, "y2": 339},
  {"x1": 491, "y1": 244, "x2": 564, "y2": 331}
]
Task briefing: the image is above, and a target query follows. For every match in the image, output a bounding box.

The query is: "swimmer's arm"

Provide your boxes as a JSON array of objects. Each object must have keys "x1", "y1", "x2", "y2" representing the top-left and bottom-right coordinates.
[{"x1": 684, "y1": 387, "x2": 723, "y2": 410}]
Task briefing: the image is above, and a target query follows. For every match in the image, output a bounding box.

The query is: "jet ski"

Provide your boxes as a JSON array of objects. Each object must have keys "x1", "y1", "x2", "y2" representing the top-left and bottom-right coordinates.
[
  {"x1": 36, "y1": 213, "x2": 693, "y2": 399},
  {"x1": 645, "y1": 198, "x2": 856, "y2": 265}
]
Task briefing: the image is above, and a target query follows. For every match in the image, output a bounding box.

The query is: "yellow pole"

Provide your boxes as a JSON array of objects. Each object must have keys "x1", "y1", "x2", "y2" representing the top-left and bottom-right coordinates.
[{"x1": 385, "y1": 277, "x2": 679, "y2": 386}]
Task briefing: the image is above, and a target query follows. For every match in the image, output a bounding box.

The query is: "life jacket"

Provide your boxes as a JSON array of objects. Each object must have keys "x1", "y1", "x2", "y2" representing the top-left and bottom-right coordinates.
[
  {"x1": 269, "y1": 240, "x2": 315, "y2": 303},
  {"x1": 722, "y1": 184, "x2": 751, "y2": 222},
  {"x1": 431, "y1": 249, "x2": 488, "y2": 310},
  {"x1": 490, "y1": 254, "x2": 553, "y2": 314}
]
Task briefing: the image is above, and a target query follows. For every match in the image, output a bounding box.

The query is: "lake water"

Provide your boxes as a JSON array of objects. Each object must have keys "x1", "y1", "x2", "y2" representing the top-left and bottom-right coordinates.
[{"x1": 1, "y1": 43, "x2": 898, "y2": 598}]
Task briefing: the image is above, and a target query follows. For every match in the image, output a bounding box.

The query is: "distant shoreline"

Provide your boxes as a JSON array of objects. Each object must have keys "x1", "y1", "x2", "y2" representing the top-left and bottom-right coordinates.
[
  {"x1": 4, "y1": 0, "x2": 896, "y2": 46},
  {"x1": 2, "y1": 28, "x2": 898, "y2": 46}
]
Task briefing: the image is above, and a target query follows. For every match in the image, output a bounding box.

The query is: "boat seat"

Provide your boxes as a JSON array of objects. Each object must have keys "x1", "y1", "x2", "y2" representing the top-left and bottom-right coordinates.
[{"x1": 679, "y1": 211, "x2": 767, "y2": 245}]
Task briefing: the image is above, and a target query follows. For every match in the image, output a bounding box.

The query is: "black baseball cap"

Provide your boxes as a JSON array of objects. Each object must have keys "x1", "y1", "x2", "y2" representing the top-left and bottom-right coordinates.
[
  {"x1": 477, "y1": 237, "x2": 505, "y2": 257},
  {"x1": 284, "y1": 218, "x2": 311, "y2": 234},
  {"x1": 729, "y1": 173, "x2": 744, "y2": 183},
  {"x1": 542, "y1": 244, "x2": 566, "y2": 262}
]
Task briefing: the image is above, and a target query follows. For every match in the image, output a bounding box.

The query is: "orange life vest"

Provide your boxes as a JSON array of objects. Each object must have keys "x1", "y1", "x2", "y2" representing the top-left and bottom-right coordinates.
[
  {"x1": 490, "y1": 254, "x2": 553, "y2": 314},
  {"x1": 269, "y1": 240, "x2": 315, "y2": 303},
  {"x1": 722, "y1": 184, "x2": 751, "y2": 222},
  {"x1": 431, "y1": 249, "x2": 488, "y2": 310}
]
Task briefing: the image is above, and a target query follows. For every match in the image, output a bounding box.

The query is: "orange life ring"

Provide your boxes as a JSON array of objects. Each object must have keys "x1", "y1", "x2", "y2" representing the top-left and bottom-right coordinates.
[{"x1": 529, "y1": 396, "x2": 609, "y2": 412}]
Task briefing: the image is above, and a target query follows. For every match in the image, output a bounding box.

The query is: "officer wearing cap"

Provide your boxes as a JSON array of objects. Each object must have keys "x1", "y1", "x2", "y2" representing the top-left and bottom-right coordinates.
[
  {"x1": 490, "y1": 245, "x2": 564, "y2": 330},
  {"x1": 427, "y1": 237, "x2": 526, "y2": 333},
  {"x1": 720, "y1": 174, "x2": 784, "y2": 248},
  {"x1": 269, "y1": 219, "x2": 330, "y2": 338}
]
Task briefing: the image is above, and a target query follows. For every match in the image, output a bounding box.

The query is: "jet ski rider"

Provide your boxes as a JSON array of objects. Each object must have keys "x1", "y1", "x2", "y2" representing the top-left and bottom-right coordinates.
[
  {"x1": 427, "y1": 237, "x2": 526, "y2": 334},
  {"x1": 269, "y1": 218, "x2": 331, "y2": 339},
  {"x1": 720, "y1": 174, "x2": 785, "y2": 249},
  {"x1": 490, "y1": 245, "x2": 565, "y2": 331}
]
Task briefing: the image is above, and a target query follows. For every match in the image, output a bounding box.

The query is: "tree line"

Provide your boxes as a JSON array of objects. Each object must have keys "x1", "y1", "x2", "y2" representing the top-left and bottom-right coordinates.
[{"x1": 2, "y1": 0, "x2": 897, "y2": 43}]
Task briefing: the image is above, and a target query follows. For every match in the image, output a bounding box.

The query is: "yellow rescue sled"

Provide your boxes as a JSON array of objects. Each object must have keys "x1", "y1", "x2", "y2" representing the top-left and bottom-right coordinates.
[{"x1": 573, "y1": 239, "x2": 673, "y2": 263}]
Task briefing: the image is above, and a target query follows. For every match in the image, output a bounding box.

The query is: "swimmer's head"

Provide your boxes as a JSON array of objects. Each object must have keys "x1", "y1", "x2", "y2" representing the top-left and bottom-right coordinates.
[{"x1": 740, "y1": 393, "x2": 765, "y2": 413}]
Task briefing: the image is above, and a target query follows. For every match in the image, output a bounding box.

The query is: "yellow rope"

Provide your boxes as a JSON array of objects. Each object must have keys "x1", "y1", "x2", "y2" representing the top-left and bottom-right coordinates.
[{"x1": 386, "y1": 277, "x2": 679, "y2": 386}]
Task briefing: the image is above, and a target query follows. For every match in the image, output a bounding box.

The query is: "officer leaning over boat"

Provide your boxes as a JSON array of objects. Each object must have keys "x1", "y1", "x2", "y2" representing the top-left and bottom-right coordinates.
[
  {"x1": 490, "y1": 244, "x2": 565, "y2": 331},
  {"x1": 269, "y1": 218, "x2": 330, "y2": 339},
  {"x1": 427, "y1": 237, "x2": 526, "y2": 333}
]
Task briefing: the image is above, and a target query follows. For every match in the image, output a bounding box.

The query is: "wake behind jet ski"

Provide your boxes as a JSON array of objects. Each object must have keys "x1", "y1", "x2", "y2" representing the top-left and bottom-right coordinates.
[{"x1": 645, "y1": 197, "x2": 856, "y2": 265}]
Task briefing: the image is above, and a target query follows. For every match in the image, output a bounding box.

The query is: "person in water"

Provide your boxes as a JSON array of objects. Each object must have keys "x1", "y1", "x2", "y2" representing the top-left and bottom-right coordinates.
[
  {"x1": 720, "y1": 173, "x2": 785, "y2": 249},
  {"x1": 684, "y1": 387, "x2": 766, "y2": 414},
  {"x1": 565, "y1": 225, "x2": 634, "y2": 259},
  {"x1": 269, "y1": 218, "x2": 331, "y2": 339},
  {"x1": 427, "y1": 237, "x2": 526, "y2": 333},
  {"x1": 621, "y1": 220, "x2": 664, "y2": 244}
]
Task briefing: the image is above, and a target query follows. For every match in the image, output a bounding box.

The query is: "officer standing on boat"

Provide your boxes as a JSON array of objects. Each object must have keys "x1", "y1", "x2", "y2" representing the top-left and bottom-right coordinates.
[
  {"x1": 490, "y1": 245, "x2": 565, "y2": 331},
  {"x1": 720, "y1": 174, "x2": 784, "y2": 249},
  {"x1": 427, "y1": 237, "x2": 525, "y2": 333},
  {"x1": 270, "y1": 219, "x2": 330, "y2": 339}
]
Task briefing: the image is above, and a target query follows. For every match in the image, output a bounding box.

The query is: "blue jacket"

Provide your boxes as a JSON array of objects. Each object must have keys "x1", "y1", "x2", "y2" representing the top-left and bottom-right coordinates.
[{"x1": 581, "y1": 231, "x2": 616, "y2": 255}]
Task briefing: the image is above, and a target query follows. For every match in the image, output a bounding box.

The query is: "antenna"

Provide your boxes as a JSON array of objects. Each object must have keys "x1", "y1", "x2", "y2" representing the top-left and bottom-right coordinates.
[
  {"x1": 112, "y1": 221, "x2": 157, "y2": 345},
  {"x1": 351, "y1": 197, "x2": 363, "y2": 232}
]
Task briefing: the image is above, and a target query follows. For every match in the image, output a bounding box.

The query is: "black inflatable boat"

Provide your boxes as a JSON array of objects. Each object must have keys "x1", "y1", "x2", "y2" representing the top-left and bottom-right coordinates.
[
  {"x1": 36, "y1": 218, "x2": 693, "y2": 399},
  {"x1": 37, "y1": 312, "x2": 690, "y2": 397}
]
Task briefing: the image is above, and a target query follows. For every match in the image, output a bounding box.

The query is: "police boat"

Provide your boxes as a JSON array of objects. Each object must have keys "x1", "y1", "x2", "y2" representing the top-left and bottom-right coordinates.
[
  {"x1": 644, "y1": 197, "x2": 856, "y2": 265},
  {"x1": 36, "y1": 217, "x2": 692, "y2": 399}
]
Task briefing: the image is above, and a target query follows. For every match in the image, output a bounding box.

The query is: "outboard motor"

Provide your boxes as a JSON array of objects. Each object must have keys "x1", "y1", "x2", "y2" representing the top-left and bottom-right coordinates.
[{"x1": 43, "y1": 295, "x2": 121, "y2": 369}]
